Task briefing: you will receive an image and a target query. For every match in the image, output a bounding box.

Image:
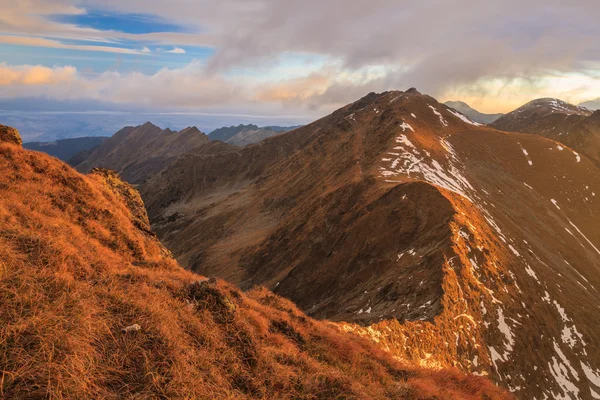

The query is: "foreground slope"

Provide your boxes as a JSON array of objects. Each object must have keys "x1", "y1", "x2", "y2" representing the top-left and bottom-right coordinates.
[
  {"x1": 491, "y1": 98, "x2": 600, "y2": 167},
  {"x1": 0, "y1": 125, "x2": 509, "y2": 399},
  {"x1": 142, "y1": 90, "x2": 600, "y2": 399},
  {"x1": 75, "y1": 123, "x2": 214, "y2": 183}
]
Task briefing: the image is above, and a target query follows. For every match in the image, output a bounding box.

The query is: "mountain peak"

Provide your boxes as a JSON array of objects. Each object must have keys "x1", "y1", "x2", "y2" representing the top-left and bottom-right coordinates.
[
  {"x1": 0, "y1": 124, "x2": 22, "y2": 146},
  {"x1": 519, "y1": 97, "x2": 591, "y2": 116},
  {"x1": 179, "y1": 126, "x2": 204, "y2": 135},
  {"x1": 141, "y1": 121, "x2": 161, "y2": 130}
]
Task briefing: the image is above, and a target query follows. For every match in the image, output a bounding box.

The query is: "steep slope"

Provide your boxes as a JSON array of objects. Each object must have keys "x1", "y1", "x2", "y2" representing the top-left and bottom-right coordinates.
[
  {"x1": 491, "y1": 99, "x2": 600, "y2": 167},
  {"x1": 0, "y1": 126, "x2": 511, "y2": 399},
  {"x1": 209, "y1": 124, "x2": 300, "y2": 146},
  {"x1": 24, "y1": 136, "x2": 109, "y2": 162},
  {"x1": 444, "y1": 101, "x2": 504, "y2": 124},
  {"x1": 142, "y1": 90, "x2": 600, "y2": 399},
  {"x1": 75, "y1": 123, "x2": 212, "y2": 183}
]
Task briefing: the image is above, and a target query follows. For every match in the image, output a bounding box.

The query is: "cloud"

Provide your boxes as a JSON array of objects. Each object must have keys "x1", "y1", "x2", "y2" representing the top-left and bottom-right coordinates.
[
  {"x1": 0, "y1": 62, "x2": 242, "y2": 109},
  {"x1": 167, "y1": 47, "x2": 186, "y2": 54},
  {"x1": 0, "y1": 64, "x2": 77, "y2": 86},
  {"x1": 0, "y1": 35, "x2": 149, "y2": 55},
  {"x1": 1, "y1": 0, "x2": 600, "y2": 113},
  {"x1": 141, "y1": 46, "x2": 151, "y2": 53}
]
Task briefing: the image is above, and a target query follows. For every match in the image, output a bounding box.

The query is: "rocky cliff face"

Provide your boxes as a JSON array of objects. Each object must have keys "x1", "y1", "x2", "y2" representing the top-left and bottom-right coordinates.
[{"x1": 142, "y1": 90, "x2": 600, "y2": 399}]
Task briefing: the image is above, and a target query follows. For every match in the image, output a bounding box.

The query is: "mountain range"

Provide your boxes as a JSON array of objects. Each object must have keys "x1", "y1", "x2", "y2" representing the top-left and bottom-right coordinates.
[
  {"x1": 132, "y1": 89, "x2": 600, "y2": 400},
  {"x1": 74, "y1": 123, "x2": 214, "y2": 184},
  {"x1": 23, "y1": 136, "x2": 109, "y2": 163},
  {"x1": 0, "y1": 124, "x2": 511, "y2": 399},
  {"x1": 4, "y1": 88, "x2": 600, "y2": 399},
  {"x1": 208, "y1": 124, "x2": 302, "y2": 145}
]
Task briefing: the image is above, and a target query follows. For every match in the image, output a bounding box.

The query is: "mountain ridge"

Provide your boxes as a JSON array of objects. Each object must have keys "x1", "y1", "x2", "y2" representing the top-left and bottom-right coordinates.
[
  {"x1": 208, "y1": 124, "x2": 302, "y2": 146},
  {"x1": 0, "y1": 124, "x2": 511, "y2": 399},
  {"x1": 141, "y1": 89, "x2": 600, "y2": 399},
  {"x1": 74, "y1": 122, "x2": 213, "y2": 184}
]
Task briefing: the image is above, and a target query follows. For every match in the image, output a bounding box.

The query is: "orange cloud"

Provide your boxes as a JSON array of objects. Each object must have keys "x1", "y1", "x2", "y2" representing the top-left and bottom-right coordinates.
[
  {"x1": 0, "y1": 64, "x2": 76, "y2": 85},
  {"x1": 256, "y1": 73, "x2": 331, "y2": 103}
]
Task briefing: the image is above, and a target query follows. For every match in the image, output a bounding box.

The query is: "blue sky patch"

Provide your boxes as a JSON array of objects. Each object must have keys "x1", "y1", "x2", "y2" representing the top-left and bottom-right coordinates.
[{"x1": 52, "y1": 10, "x2": 190, "y2": 35}]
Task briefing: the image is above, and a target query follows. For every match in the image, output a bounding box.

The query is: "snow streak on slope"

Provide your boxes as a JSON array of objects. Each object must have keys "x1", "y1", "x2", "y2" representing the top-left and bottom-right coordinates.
[
  {"x1": 372, "y1": 103, "x2": 600, "y2": 400},
  {"x1": 447, "y1": 109, "x2": 484, "y2": 126},
  {"x1": 379, "y1": 122, "x2": 474, "y2": 200}
]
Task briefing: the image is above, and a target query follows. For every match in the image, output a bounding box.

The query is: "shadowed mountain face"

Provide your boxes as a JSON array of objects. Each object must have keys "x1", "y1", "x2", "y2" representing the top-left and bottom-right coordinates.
[
  {"x1": 491, "y1": 98, "x2": 600, "y2": 167},
  {"x1": 74, "y1": 123, "x2": 214, "y2": 184},
  {"x1": 141, "y1": 90, "x2": 600, "y2": 399},
  {"x1": 444, "y1": 101, "x2": 504, "y2": 124},
  {"x1": 23, "y1": 136, "x2": 109, "y2": 162},
  {"x1": 0, "y1": 125, "x2": 512, "y2": 400}
]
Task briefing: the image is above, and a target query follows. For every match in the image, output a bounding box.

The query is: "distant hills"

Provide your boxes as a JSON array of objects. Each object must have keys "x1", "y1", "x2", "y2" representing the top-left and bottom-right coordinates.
[
  {"x1": 443, "y1": 101, "x2": 504, "y2": 124},
  {"x1": 23, "y1": 136, "x2": 108, "y2": 163},
  {"x1": 208, "y1": 124, "x2": 302, "y2": 146},
  {"x1": 74, "y1": 123, "x2": 213, "y2": 184}
]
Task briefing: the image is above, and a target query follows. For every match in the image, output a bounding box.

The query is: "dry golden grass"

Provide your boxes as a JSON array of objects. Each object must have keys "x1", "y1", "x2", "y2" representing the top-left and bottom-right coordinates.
[{"x1": 0, "y1": 138, "x2": 513, "y2": 399}]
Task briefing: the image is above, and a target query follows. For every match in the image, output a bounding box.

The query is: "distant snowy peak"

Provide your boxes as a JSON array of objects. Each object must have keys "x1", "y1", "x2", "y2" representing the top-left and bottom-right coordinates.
[
  {"x1": 516, "y1": 98, "x2": 592, "y2": 117},
  {"x1": 443, "y1": 101, "x2": 504, "y2": 124}
]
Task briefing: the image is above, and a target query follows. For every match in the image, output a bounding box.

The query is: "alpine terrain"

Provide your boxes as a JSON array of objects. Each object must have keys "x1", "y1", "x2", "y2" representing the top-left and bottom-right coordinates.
[
  {"x1": 141, "y1": 89, "x2": 600, "y2": 400},
  {"x1": 0, "y1": 124, "x2": 513, "y2": 399}
]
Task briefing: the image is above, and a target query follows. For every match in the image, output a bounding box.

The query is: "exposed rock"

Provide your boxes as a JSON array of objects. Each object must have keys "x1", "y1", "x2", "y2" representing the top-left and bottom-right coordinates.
[
  {"x1": 0, "y1": 124, "x2": 22, "y2": 146},
  {"x1": 121, "y1": 324, "x2": 142, "y2": 333}
]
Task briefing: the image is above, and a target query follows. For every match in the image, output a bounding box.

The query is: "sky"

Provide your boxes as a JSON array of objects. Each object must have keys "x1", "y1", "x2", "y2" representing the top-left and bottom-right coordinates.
[{"x1": 1, "y1": 0, "x2": 600, "y2": 117}]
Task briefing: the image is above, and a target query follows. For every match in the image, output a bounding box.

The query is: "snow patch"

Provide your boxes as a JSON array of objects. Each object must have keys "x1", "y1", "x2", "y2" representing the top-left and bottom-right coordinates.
[
  {"x1": 428, "y1": 105, "x2": 448, "y2": 127},
  {"x1": 448, "y1": 109, "x2": 483, "y2": 126},
  {"x1": 400, "y1": 121, "x2": 414, "y2": 132}
]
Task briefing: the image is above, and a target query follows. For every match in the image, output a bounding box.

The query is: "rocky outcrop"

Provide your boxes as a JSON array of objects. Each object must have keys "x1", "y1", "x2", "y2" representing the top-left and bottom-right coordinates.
[
  {"x1": 91, "y1": 168, "x2": 156, "y2": 236},
  {"x1": 0, "y1": 124, "x2": 22, "y2": 146}
]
